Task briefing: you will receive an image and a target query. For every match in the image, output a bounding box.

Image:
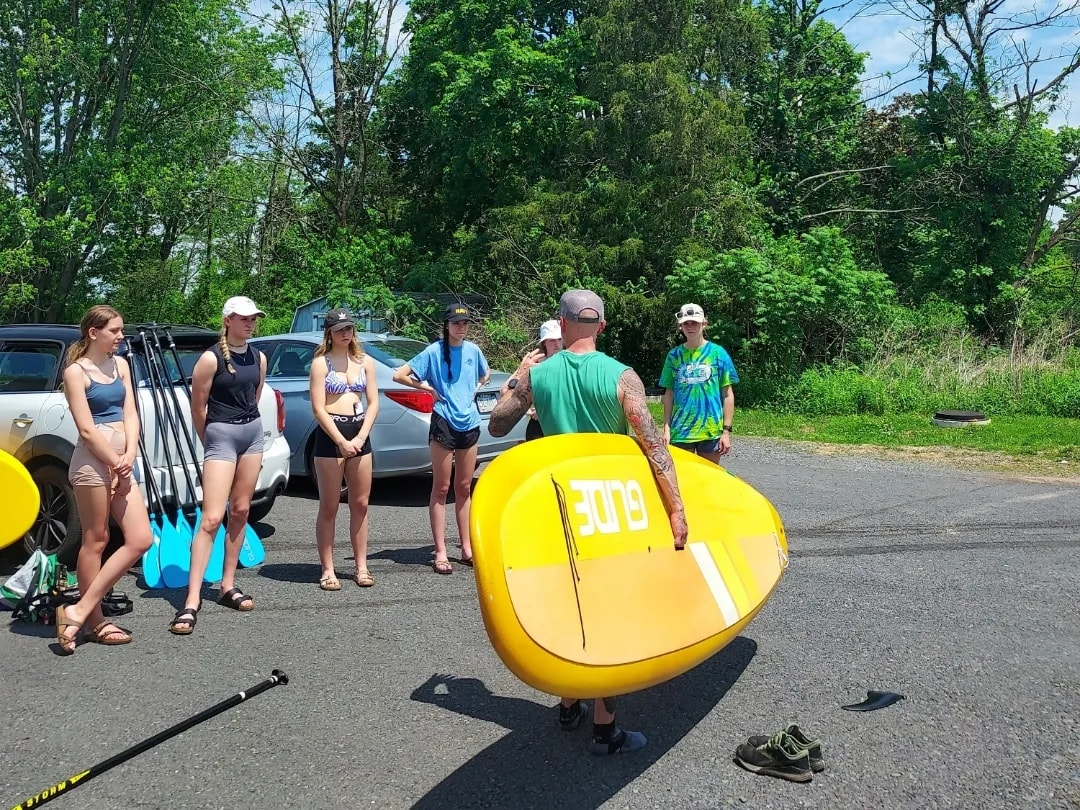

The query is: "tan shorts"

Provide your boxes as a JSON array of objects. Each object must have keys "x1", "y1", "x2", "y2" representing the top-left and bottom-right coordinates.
[{"x1": 69, "y1": 422, "x2": 132, "y2": 490}]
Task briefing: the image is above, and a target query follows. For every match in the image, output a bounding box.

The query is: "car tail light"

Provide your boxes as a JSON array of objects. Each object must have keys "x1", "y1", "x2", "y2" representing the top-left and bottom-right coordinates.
[
  {"x1": 386, "y1": 389, "x2": 434, "y2": 413},
  {"x1": 274, "y1": 387, "x2": 286, "y2": 432}
]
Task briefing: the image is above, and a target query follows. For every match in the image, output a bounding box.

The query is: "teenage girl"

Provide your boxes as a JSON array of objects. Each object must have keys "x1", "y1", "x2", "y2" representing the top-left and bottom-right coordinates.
[
  {"x1": 392, "y1": 304, "x2": 490, "y2": 574},
  {"x1": 57, "y1": 306, "x2": 154, "y2": 653},
  {"x1": 308, "y1": 308, "x2": 380, "y2": 590},
  {"x1": 169, "y1": 296, "x2": 267, "y2": 634}
]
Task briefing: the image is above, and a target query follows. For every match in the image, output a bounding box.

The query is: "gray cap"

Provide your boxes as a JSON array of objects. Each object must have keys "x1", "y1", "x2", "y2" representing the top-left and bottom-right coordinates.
[{"x1": 558, "y1": 289, "x2": 604, "y2": 323}]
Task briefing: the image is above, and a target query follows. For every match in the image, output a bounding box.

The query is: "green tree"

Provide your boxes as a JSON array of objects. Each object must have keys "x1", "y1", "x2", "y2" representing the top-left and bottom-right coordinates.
[{"x1": 0, "y1": 0, "x2": 279, "y2": 322}]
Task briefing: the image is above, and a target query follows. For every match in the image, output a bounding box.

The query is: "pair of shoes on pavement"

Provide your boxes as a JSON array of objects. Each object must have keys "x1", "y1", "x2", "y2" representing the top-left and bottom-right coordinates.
[
  {"x1": 734, "y1": 724, "x2": 824, "y2": 782},
  {"x1": 558, "y1": 701, "x2": 648, "y2": 756}
]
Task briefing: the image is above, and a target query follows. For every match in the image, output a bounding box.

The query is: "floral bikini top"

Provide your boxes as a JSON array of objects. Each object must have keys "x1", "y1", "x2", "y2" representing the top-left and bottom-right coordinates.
[{"x1": 324, "y1": 356, "x2": 366, "y2": 396}]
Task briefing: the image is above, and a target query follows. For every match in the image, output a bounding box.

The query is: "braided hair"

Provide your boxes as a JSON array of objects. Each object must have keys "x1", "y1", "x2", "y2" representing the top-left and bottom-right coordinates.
[
  {"x1": 441, "y1": 322, "x2": 454, "y2": 381},
  {"x1": 218, "y1": 325, "x2": 236, "y2": 375}
]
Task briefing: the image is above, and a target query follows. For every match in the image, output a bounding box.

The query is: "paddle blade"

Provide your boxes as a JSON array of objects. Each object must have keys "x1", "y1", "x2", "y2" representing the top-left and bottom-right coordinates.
[
  {"x1": 142, "y1": 523, "x2": 165, "y2": 589},
  {"x1": 204, "y1": 512, "x2": 226, "y2": 583},
  {"x1": 159, "y1": 517, "x2": 193, "y2": 589},
  {"x1": 238, "y1": 523, "x2": 265, "y2": 568}
]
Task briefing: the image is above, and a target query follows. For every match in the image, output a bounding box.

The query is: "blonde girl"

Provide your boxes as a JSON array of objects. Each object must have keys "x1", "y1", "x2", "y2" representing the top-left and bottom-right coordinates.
[
  {"x1": 169, "y1": 296, "x2": 267, "y2": 634},
  {"x1": 308, "y1": 309, "x2": 380, "y2": 590}
]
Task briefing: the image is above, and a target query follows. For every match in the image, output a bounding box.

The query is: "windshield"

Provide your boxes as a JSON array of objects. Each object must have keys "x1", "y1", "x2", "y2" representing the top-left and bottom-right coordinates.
[{"x1": 364, "y1": 338, "x2": 428, "y2": 369}]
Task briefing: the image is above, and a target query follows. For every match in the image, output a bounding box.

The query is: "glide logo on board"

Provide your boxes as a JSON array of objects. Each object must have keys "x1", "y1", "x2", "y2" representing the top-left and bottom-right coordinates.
[{"x1": 569, "y1": 479, "x2": 649, "y2": 536}]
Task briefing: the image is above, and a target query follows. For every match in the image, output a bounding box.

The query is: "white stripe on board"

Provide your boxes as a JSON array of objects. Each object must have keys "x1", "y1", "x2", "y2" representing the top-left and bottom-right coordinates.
[{"x1": 689, "y1": 542, "x2": 741, "y2": 626}]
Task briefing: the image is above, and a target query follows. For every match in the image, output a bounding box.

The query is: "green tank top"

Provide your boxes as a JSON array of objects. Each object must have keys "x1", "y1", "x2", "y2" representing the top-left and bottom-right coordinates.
[{"x1": 530, "y1": 350, "x2": 631, "y2": 436}]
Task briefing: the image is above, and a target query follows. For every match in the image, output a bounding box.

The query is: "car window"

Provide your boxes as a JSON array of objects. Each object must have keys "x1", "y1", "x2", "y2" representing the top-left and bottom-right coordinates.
[
  {"x1": 0, "y1": 342, "x2": 63, "y2": 393},
  {"x1": 364, "y1": 338, "x2": 429, "y2": 369},
  {"x1": 127, "y1": 344, "x2": 206, "y2": 386},
  {"x1": 268, "y1": 342, "x2": 316, "y2": 378}
]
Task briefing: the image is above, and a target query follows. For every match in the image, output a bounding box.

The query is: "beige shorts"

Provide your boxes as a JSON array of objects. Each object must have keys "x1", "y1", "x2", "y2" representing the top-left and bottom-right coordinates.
[{"x1": 69, "y1": 422, "x2": 132, "y2": 490}]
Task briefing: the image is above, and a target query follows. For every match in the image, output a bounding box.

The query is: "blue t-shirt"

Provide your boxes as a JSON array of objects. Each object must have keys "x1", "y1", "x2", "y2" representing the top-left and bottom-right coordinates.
[
  {"x1": 407, "y1": 340, "x2": 489, "y2": 431},
  {"x1": 658, "y1": 341, "x2": 739, "y2": 443}
]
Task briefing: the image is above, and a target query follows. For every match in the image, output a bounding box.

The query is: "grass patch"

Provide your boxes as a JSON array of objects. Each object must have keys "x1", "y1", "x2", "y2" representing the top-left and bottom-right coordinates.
[{"x1": 648, "y1": 404, "x2": 1080, "y2": 477}]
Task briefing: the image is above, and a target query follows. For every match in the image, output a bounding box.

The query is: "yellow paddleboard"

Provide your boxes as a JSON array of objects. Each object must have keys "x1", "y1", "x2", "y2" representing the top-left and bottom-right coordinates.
[
  {"x1": 0, "y1": 450, "x2": 39, "y2": 550},
  {"x1": 471, "y1": 433, "x2": 788, "y2": 697}
]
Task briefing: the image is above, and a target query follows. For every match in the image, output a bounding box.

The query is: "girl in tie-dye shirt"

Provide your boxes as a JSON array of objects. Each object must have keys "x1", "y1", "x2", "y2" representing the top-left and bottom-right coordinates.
[{"x1": 659, "y1": 303, "x2": 738, "y2": 463}]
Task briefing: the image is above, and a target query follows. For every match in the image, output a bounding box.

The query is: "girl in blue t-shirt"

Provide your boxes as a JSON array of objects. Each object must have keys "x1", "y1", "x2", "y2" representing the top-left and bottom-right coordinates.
[{"x1": 393, "y1": 304, "x2": 490, "y2": 574}]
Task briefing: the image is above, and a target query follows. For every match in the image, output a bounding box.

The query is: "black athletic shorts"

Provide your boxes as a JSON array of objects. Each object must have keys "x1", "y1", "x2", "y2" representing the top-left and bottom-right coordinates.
[
  {"x1": 429, "y1": 411, "x2": 480, "y2": 451},
  {"x1": 525, "y1": 418, "x2": 544, "y2": 442},
  {"x1": 313, "y1": 414, "x2": 373, "y2": 458}
]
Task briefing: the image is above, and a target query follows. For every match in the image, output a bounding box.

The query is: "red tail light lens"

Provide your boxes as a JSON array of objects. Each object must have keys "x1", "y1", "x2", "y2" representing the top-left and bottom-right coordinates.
[
  {"x1": 386, "y1": 389, "x2": 434, "y2": 413},
  {"x1": 274, "y1": 388, "x2": 286, "y2": 432}
]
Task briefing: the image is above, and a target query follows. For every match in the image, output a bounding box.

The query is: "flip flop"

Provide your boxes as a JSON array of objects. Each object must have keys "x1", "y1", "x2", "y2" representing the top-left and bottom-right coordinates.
[
  {"x1": 319, "y1": 576, "x2": 342, "y2": 591},
  {"x1": 87, "y1": 621, "x2": 133, "y2": 645},
  {"x1": 458, "y1": 556, "x2": 474, "y2": 568},
  {"x1": 432, "y1": 559, "x2": 454, "y2": 575}
]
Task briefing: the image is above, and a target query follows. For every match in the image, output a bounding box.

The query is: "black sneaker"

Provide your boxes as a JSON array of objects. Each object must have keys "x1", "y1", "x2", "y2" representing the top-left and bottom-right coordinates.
[
  {"x1": 590, "y1": 726, "x2": 647, "y2": 755},
  {"x1": 559, "y1": 700, "x2": 588, "y2": 731},
  {"x1": 747, "y1": 724, "x2": 824, "y2": 772},
  {"x1": 734, "y1": 731, "x2": 814, "y2": 782}
]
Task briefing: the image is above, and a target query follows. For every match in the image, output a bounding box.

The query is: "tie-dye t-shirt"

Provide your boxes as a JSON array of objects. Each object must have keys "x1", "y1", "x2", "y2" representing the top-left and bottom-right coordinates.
[{"x1": 658, "y1": 342, "x2": 739, "y2": 443}]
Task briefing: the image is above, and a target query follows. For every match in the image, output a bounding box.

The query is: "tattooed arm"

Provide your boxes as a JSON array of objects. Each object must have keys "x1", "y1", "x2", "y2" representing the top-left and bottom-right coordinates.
[
  {"x1": 488, "y1": 367, "x2": 535, "y2": 437},
  {"x1": 619, "y1": 368, "x2": 688, "y2": 550}
]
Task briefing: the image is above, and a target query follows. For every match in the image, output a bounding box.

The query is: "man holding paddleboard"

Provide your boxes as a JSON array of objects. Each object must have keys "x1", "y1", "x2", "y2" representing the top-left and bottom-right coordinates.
[{"x1": 490, "y1": 289, "x2": 689, "y2": 756}]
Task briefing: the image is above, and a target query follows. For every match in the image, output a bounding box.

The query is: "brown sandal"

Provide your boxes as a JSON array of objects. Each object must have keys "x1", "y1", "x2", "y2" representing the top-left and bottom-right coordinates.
[
  {"x1": 56, "y1": 605, "x2": 82, "y2": 655},
  {"x1": 87, "y1": 621, "x2": 133, "y2": 645},
  {"x1": 432, "y1": 559, "x2": 453, "y2": 575},
  {"x1": 319, "y1": 576, "x2": 342, "y2": 591},
  {"x1": 354, "y1": 569, "x2": 375, "y2": 587}
]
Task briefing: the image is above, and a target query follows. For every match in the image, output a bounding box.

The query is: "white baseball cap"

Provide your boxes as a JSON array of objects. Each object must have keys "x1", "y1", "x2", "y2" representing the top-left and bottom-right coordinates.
[
  {"x1": 222, "y1": 295, "x2": 266, "y2": 318},
  {"x1": 539, "y1": 319, "x2": 562, "y2": 342},
  {"x1": 677, "y1": 303, "x2": 705, "y2": 324}
]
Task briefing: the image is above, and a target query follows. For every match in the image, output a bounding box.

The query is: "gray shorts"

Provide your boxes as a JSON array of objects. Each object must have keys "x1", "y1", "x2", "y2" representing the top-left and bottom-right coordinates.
[{"x1": 203, "y1": 419, "x2": 264, "y2": 463}]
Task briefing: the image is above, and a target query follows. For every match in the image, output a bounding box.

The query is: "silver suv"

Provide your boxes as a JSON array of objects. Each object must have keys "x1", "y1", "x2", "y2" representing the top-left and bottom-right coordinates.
[{"x1": 0, "y1": 324, "x2": 291, "y2": 561}]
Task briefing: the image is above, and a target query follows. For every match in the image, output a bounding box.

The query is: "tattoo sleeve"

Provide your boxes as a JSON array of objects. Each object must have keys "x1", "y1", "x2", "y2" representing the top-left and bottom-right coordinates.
[
  {"x1": 619, "y1": 369, "x2": 686, "y2": 517},
  {"x1": 488, "y1": 369, "x2": 534, "y2": 437}
]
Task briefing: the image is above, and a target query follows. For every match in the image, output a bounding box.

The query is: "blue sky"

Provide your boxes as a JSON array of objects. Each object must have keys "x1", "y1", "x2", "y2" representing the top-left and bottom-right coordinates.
[{"x1": 825, "y1": 0, "x2": 1079, "y2": 128}]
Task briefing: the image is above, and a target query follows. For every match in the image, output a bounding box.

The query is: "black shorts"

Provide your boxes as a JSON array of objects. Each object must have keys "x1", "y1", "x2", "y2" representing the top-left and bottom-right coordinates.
[
  {"x1": 525, "y1": 418, "x2": 544, "y2": 442},
  {"x1": 313, "y1": 414, "x2": 373, "y2": 458},
  {"x1": 429, "y1": 411, "x2": 480, "y2": 451}
]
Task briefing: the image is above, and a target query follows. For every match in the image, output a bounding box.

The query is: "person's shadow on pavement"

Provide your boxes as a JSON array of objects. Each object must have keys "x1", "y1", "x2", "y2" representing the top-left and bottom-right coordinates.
[{"x1": 409, "y1": 636, "x2": 757, "y2": 809}]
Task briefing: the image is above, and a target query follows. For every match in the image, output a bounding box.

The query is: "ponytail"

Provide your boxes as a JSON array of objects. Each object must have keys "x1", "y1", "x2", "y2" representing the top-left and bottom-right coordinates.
[
  {"x1": 219, "y1": 326, "x2": 236, "y2": 374},
  {"x1": 67, "y1": 305, "x2": 121, "y2": 366},
  {"x1": 441, "y1": 323, "x2": 453, "y2": 381}
]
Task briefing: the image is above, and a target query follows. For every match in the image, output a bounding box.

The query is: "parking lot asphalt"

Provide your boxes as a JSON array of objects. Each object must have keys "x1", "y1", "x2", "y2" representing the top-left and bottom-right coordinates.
[{"x1": 2, "y1": 438, "x2": 1078, "y2": 809}]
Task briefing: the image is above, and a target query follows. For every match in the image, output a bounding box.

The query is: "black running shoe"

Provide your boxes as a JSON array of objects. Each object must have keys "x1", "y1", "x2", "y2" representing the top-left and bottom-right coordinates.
[
  {"x1": 747, "y1": 724, "x2": 824, "y2": 772},
  {"x1": 559, "y1": 700, "x2": 588, "y2": 731},
  {"x1": 734, "y1": 731, "x2": 814, "y2": 783},
  {"x1": 590, "y1": 726, "x2": 647, "y2": 756}
]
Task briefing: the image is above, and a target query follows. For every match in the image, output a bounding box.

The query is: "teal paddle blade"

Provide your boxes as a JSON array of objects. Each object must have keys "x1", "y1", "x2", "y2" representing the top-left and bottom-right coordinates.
[
  {"x1": 159, "y1": 516, "x2": 192, "y2": 589},
  {"x1": 238, "y1": 523, "x2": 265, "y2": 568},
  {"x1": 142, "y1": 522, "x2": 165, "y2": 589},
  {"x1": 204, "y1": 512, "x2": 226, "y2": 583}
]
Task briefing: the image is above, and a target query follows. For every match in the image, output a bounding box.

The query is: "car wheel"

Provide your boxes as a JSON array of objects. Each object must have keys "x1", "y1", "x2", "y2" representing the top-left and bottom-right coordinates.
[
  {"x1": 22, "y1": 463, "x2": 82, "y2": 564},
  {"x1": 247, "y1": 497, "x2": 275, "y2": 525},
  {"x1": 307, "y1": 441, "x2": 349, "y2": 502}
]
